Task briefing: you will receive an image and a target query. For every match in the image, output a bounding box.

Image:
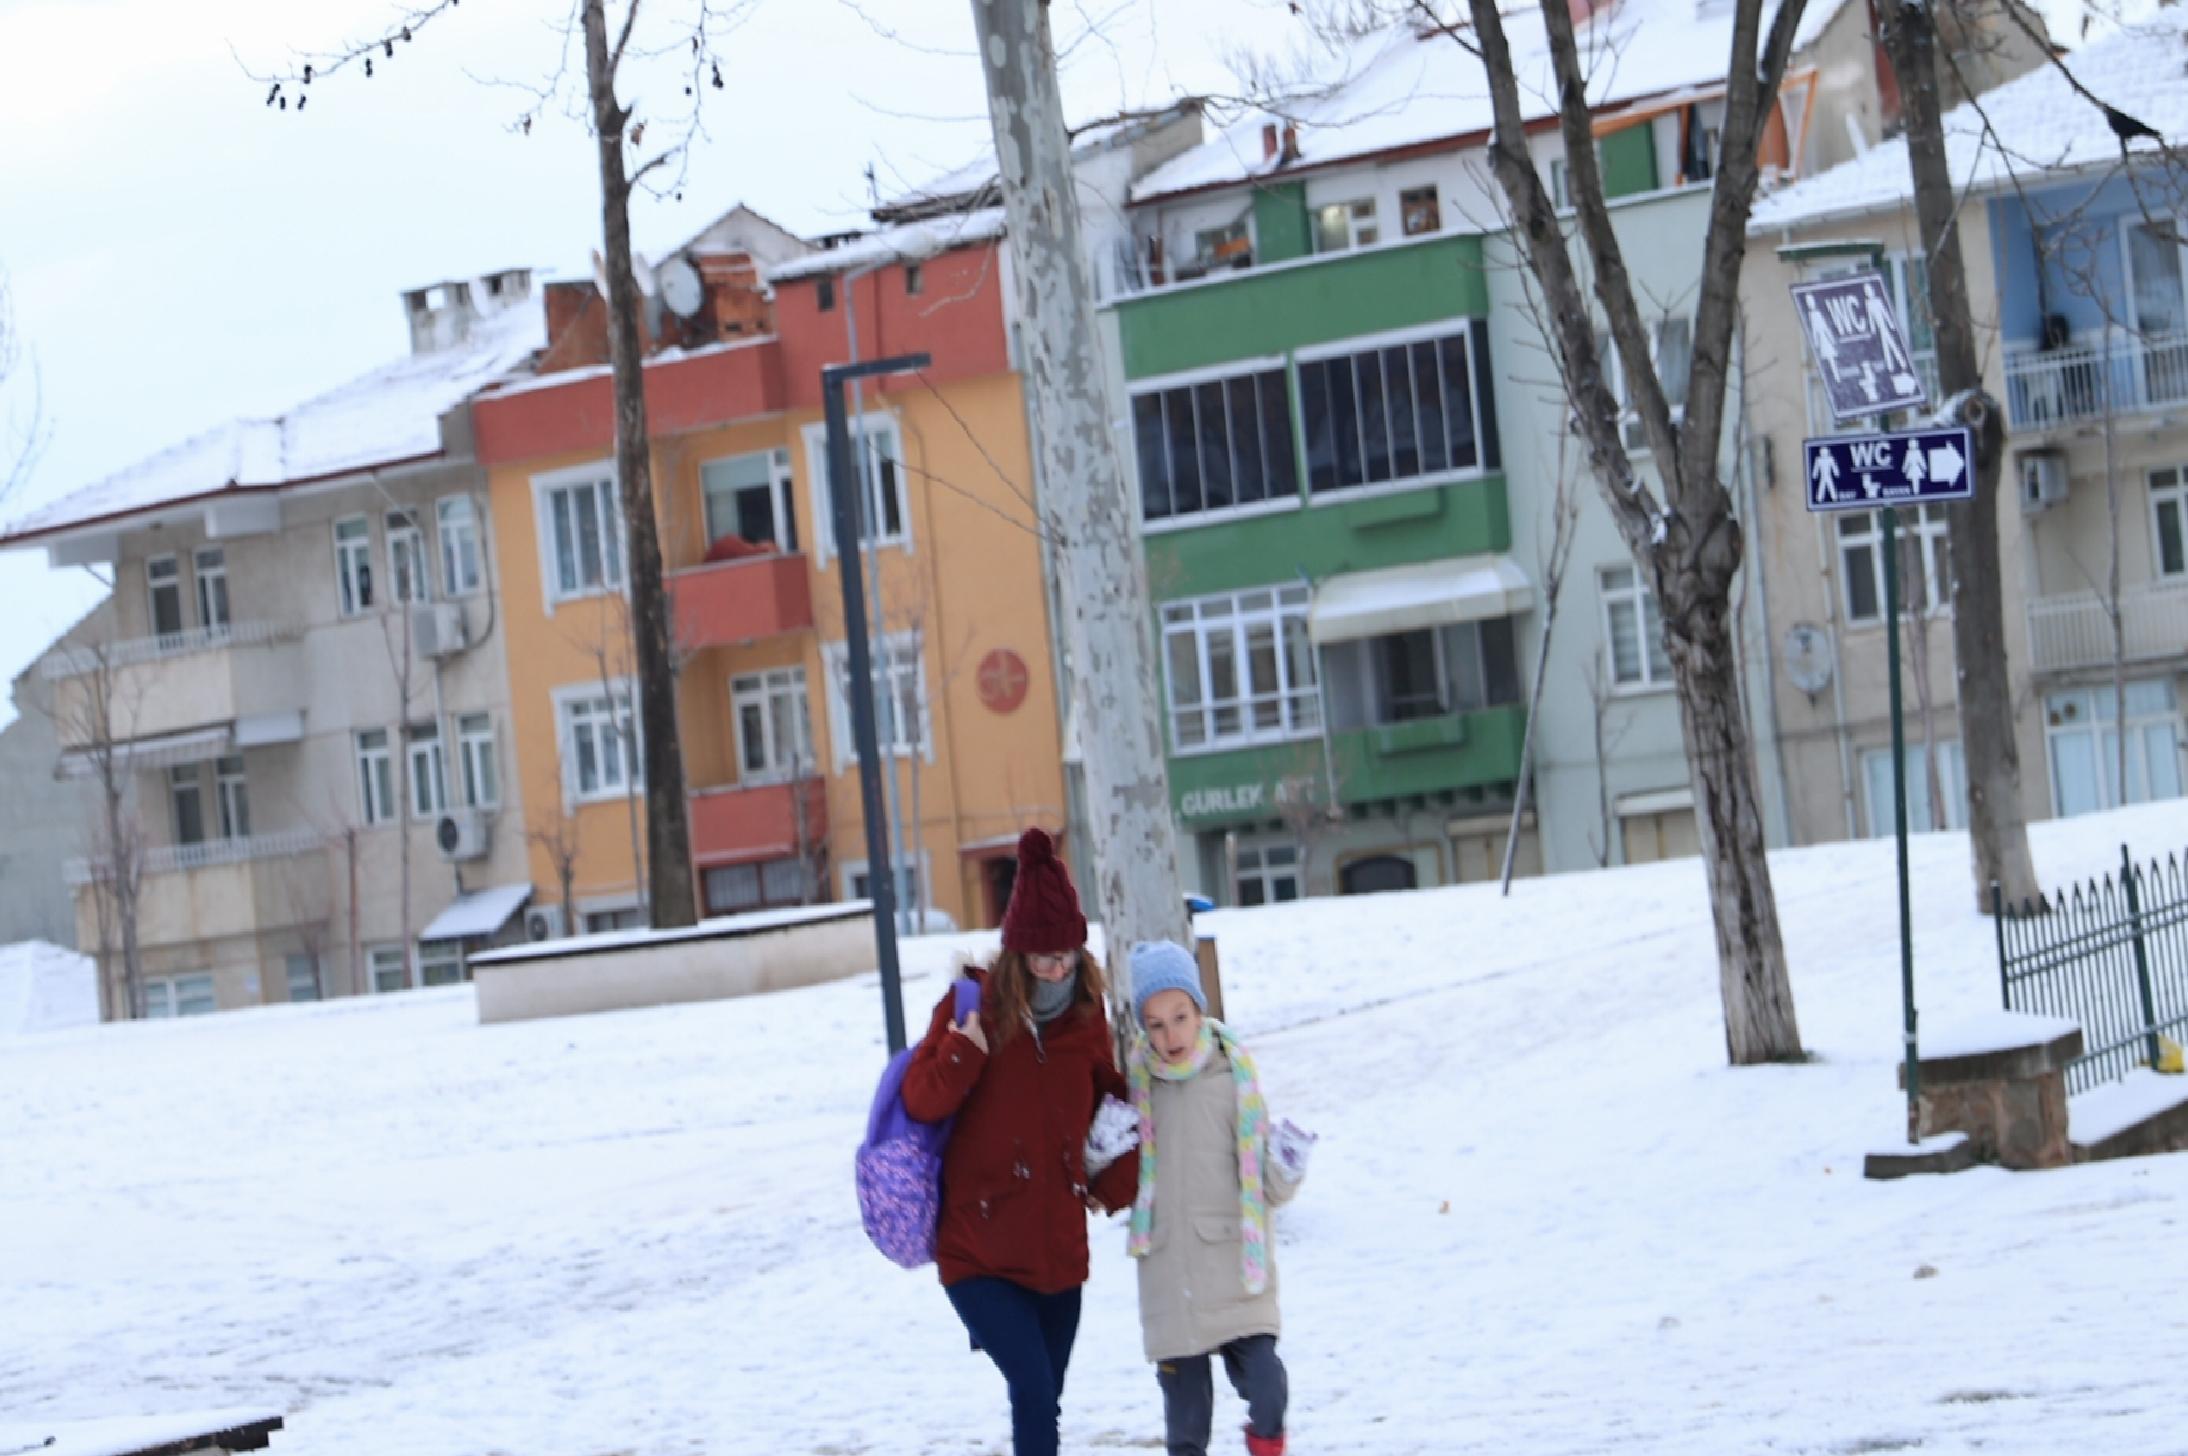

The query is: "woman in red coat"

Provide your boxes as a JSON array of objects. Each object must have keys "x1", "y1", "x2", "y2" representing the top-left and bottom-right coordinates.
[{"x1": 902, "y1": 827, "x2": 1134, "y2": 1456}]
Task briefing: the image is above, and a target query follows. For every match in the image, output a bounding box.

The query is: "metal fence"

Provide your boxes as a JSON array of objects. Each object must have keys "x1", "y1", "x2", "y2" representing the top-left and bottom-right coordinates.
[{"x1": 1995, "y1": 844, "x2": 2188, "y2": 1094}]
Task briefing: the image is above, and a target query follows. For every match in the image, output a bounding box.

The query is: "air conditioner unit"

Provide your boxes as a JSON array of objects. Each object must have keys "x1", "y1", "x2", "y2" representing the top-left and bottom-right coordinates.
[
  {"x1": 412, "y1": 602, "x2": 469, "y2": 658},
  {"x1": 2018, "y1": 449, "x2": 2069, "y2": 514},
  {"x1": 524, "y1": 904, "x2": 567, "y2": 942},
  {"x1": 434, "y1": 808, "x2": 489, "y2": 863}
]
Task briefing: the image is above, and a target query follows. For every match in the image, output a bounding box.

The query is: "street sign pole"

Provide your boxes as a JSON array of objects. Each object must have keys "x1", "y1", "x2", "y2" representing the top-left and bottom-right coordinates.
[{"x1": 1881, "y1": 503, "x2": 1920, "y2": 1143}]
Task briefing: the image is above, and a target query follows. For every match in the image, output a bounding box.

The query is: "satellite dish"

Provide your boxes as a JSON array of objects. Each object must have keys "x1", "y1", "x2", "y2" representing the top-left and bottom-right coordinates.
[
  {"x1": 1783, "y1": 622, "x2": 1834, "y2": 697},
  {"x1": 659, "y1": 256, "x2": 705, "y2": 319}
]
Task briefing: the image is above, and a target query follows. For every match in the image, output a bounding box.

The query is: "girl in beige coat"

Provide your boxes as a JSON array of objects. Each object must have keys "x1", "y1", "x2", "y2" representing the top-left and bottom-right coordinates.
[{"x1": 1105, "y1": 940, "x2": 1306, "y2": 1456}]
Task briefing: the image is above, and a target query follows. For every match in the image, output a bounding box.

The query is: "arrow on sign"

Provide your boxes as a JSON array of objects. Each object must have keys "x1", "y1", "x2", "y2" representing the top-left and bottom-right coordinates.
[{"x1": 1927, "y1": 438, "x2": 1966, "y2": 488}]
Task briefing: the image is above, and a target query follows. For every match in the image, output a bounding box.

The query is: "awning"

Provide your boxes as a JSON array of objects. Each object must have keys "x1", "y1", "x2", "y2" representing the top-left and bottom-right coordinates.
[
  {"x1": 1308, "y1": 556, "x2": 1534, "y2": 647},
  {"x1": 56, "y1": 723, "x2": 232, "y2": 779},
  {"x1": 1616, "y1": 786, "x2": 1695, "y2": 817},
  {"x1": 420, "y1": 883, "x2": 533, "y2": 943}
]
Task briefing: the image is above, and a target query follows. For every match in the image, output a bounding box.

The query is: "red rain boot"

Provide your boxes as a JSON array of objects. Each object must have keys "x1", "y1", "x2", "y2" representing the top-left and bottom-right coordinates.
[{"x1": 1245, "y1": 1427, "x2": 1286, "y2": 1456}]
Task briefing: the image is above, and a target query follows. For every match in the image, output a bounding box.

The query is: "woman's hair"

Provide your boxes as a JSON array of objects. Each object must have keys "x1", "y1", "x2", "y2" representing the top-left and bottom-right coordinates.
[{"x1": 985, "y1": 947, "x2": 1108, "y2": 1047}]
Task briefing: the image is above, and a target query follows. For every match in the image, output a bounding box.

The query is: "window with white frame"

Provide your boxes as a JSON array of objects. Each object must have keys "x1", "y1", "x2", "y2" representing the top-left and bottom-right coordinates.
[
  {"x1": 1312, "y1": 198, "x2": 1379, "y2": 253},
  {"x1": 1299, "y1": 323, "x2": 1491, "y2": 497},
  {"x1": 417, "y1": 942, "x2": 465, "y2": 987},
  {"x1": 2046, "y1": 680, "x2": 2185, "y2": 817},
  {"x1": 824, "y1": 634, "x2": 928, "y2": 767},
  {"x1": 845, "y1": 859, "x2": 923, "y2": 910},
  {"x1": 584, "y1": 906, "x2": 645, "y2": 934},
  {"x1": 145, "y1": 973, "x2": 217, "y2": 1018},
  {"x1": 407, "y1": 722, "x2": 448, "y2": 819},
  {"x1": 538, "y1": 469, "x2": 626, "y2": 602},
  {"x1": 334, "y1": 516, "x2": 375, "y2": 617},
  {"x1": 1600, "y1": 565, "x2": 1671, "y2": 690},
  {"x1": 2151, "y1": 465, "x2": 2186, "y2": 578},
  {"x1": 367, "y1": 944, "x2": 409, "y2": 994},
  {"x1": 1132, "y1": 365, "x2": 1298, "y2": 525},
  {"x1": 732, "y1": 667, "x2": 814, "y2": 783},
  {"x1": 1234, "y1": 838, "x2": 1302, "y2": 907},
  {"x1": 215, "y1": 754, "x2": 250, "y2": 840},
  {"x1": 1161, "y1": 585, "x2": 1319, "y2": 752},
  {"x1": 437, "y1": 495, "x2": 484, "y2": 596},
  {"x1": 457, "y1": 712, "x2": 499, "y2": 809},
  {"x1": 146, "y1": 554, "x2": 186, "y2": 641},
  {"x1": 1836, "y1": 503, "x2": 1951, "y2": 625},
  {"x1": 169, "y1": 762, "x2": 207, "y2": 846},
  {"x1": 193, "y1": 546, "x2": 230, "y2": 633},
  {"x1": 386, "y1": 509, "x2": 430, "y2": 605},
  {"x1": 1549, "y1": 158, "x2": 1572, "y2": 210},
  {"x1": 1399, "y1": 185, "x2": 1442, "y2": 238},
  {"x1": 1861, "y1": 740, "x2": 1968, "y2": 837},
  {"x1": 356, "y1": 728, "x2": 396, "y2": 826},
  {"x1": 284, "y1": 953, "x2": 321, "y2": 1003},
  {"x1": 703, "y1": 857, "x2": 808, "y2": 917},
  {"x1": 703, "y1": 449, "x2": 798, "y2": 554},
  {"x1": 803, "y1": 416, "x2": 908, "y2": 562},
  {"x1": 1600, "y1": 317, "x2": 1693, "y2": 451},
  {"x1": 559, "y1": 686, "x2": 641, "y2": 803}
]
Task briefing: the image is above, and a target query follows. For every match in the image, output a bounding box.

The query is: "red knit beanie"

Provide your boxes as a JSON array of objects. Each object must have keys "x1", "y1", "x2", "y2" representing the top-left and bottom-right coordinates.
[{"x1": 1000, "y1": 827, "x2": 1088, "y2": 954}]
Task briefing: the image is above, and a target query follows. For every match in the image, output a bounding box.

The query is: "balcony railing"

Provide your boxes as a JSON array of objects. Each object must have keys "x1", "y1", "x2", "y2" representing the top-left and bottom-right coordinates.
[
  {"x1": 668, "y1": 552, "x2": 812, "y2": 649},
  {"x1": 65, "y1": 826, "x2": 327, "y2": 887},
  {"x1": 689, "y1": 778, "x2": 827, "y2": 866},
  {"x1": 43, "y1": 620, "x2": 295, "y2": 680},
  {"x1": 2025, "y1": 578, "x2": 2188, "y2": 674},
  {"x1": 2004, "y1": 332, "x2": 2188, "y2": 433}
]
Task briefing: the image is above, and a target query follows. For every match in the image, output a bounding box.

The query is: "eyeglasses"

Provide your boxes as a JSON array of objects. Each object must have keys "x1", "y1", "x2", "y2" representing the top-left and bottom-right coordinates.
[{"x1": 1027, "y1": 952, "x2": 1073, "y2": 972}]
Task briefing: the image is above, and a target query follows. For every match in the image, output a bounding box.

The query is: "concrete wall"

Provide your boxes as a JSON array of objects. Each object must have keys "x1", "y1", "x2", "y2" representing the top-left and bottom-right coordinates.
[{"x1": 0, "y1": 610, "x2": 105, "y2": 950}]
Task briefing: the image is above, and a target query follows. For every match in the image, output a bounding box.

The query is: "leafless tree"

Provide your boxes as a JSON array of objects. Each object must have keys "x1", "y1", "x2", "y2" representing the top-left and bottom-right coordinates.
[
  {"x1": 1, "y1": 268, "x2": 46, "y2": 509},
  {"x1": 1503, "y1": 426, "x2": 1582, "y2": 895},
  {"x1": 1585, "y1": 645, "x2": 1635, "y2": 870},
  {"x1": 1896, "y1": 528, "x2": 1952, "y2": 833},
  {"x1": 61, "y1": 639, "x2": 147, "y2": 1018},
  {"x1": 527, "y1": 811, "x2": 583, "y2": 934},
  {"x1": 263, "y1": 0, "x2": 755, "y2": 930}
]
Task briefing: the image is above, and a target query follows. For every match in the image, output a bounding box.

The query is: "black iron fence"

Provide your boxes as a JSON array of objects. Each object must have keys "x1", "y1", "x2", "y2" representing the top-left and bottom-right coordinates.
[{"x1": 1994, "y1": 844, "x2": 2188, "y2": 1095}]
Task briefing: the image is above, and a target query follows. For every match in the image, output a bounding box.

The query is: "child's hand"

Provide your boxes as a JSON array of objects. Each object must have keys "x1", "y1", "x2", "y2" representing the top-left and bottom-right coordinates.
[{"x1": 951, "y1": 1010, "x2": 989, "y2": 1053}]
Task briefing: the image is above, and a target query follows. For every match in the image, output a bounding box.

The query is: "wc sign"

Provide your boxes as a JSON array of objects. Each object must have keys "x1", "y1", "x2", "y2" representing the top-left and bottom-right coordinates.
[
  {"x1": 1803, "y1": 426, "x2": 1974, "y2": 513},
  {"x1": 1790, "y1": 272, "x2": 1929, "y2": 422}
]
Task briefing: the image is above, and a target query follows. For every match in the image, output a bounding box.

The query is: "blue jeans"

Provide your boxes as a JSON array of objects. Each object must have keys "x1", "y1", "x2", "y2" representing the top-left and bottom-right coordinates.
[{"x1": 945, "y1": 1277, "x2": 1084, "y2": 1456}]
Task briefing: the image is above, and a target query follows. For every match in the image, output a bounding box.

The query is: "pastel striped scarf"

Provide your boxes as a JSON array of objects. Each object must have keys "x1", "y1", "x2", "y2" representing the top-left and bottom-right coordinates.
[{"x1": 1126, "y1": 1019, "x2": 1271, "y2": 1296}]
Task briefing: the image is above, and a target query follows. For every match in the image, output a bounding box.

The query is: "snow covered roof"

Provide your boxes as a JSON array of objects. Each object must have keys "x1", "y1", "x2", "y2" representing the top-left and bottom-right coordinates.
[
  {"x1": 766, "y1": 207, "x2": 1008, "y2": 283},
  {"x1": 0, "y1": 295, "x2": 545, "y2": 546},
  {"x1": 0, "y1": 1410, "x2": 284, "y2": 1456},
  {"x1": 1131, "y1": 0, "x2": 1835, "y2": 206},
  {"x1": 875, "y1": 101, "x2": 1205, "y2": 221},
  {"x1": 1749, "y1": 11, "x2": 2188, "y2": 234},
  {"x1": 420, "y1": 883, "x2": 533, "y2": 944}
]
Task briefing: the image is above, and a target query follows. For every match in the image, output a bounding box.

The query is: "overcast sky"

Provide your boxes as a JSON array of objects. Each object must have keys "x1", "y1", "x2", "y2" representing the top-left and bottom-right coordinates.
[{"x1": 0, "y1": 0, "x2": 2112, "y2": 722}]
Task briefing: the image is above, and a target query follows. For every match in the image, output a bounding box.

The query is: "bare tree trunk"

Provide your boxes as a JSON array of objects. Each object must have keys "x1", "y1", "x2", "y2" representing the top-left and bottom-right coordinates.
[
  {"x1": 581, "y1": 0, "x2": 696, "y2": 930},
  {"x1": 1589, "y1": 650, "x2": 1616, "y2": 870},
  {"x1": 1876, "y1": 0, "x2": 2041, "y2": 908},
  {"x1": 1504, "y1": 446, "x2": 1579, "y2": 894},
  {"x1": 346, "y1": 825, "x2": 361, "y2": 996},
  {"x1": 965, "y1": 0, "x2": 1189, "y2": 1009},
  {"x1": 2102, "y1": 320, "x2": 2128, "y2": 800},
  {"x1": 1900, "y1": 539, "x2": 1949, "y2": 830}
]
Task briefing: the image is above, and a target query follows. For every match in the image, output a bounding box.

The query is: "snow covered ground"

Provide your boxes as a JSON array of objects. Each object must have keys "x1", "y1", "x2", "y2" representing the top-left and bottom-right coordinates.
[
  {"x1": 0, "y1": 939, "x2": 96, "y2": 1039},
  {"x1": 4, "y1": 804, "x2": 2187, "y2": 1455}
]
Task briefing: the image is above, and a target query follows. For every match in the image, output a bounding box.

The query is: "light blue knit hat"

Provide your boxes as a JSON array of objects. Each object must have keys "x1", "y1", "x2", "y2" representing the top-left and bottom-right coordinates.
[{"x1": 1129, "y1": 939, "x2": 1206, "y2": 1023}]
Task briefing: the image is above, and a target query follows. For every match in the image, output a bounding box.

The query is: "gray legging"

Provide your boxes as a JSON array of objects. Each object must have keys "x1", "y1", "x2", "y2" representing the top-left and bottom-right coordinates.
[{"x1": 1155, "y1": 1334, "x2": 1288, "y2": 1456}]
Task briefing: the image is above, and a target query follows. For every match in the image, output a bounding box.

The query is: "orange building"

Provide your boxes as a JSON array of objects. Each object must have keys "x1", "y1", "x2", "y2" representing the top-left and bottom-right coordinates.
[{"x1": 472, "y1": 207, "x2": 1070, "y2": 934}]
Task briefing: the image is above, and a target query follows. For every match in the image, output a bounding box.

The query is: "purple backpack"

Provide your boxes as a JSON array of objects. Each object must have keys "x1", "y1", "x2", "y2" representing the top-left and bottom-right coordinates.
[{"x1": 856, "y1": 977, "x2": 982, "y2": 1268}]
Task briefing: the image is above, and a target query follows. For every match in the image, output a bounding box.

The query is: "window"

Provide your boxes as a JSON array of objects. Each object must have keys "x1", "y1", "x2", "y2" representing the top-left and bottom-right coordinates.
[
  {"x1": 2046, "y1": 681, "x2": 2185, "y2": 817},
  {"x1": 367, "y1": 945, "x2": 409, "y2": 994},
  {"x1": 215, "y1": 755, "x2": 250, "y2": 841},
  {"x1": 407, "y1": 723, "x2": 448, "y2": 820},
  {"x1": 457, "y1": 713, "x2": 499, "y2": 809},
  {"x1": 1601, "y1": 565, "x2": 1671, "y2": 690},
  {"x1": 824, "y1": 634, "x2": 928, "y2": 767},
  {"x1": 437, "y1": 495, "x2": 484, "y2": 597},
  {"x1": 418, "y1": 942, "x2": 465, "y2": 987},
  {"x1": 168, "y1": 763, "x2": 206, "y2": 846},
  {"x1": 145, "y1": 973, "x2": 217, "y2": 1018},
  {"x1": 584, "y1": 906, "x2": 645, "y2": 934},
  {"x1": 1161, "y1": 585, "x2": 1319, "y2": 752},
  {"x1": 1234, "y1": 839, "x2": 1301, "y2": 907},
  {"x1": 732, "y1": 667, "x2": 814, "y2": 783},
  {"x1": 1313, "y1": 198, "x2": 1379, "y2": 253},
  {"x1": 356, "y1": 728, "x2": 396, "y2": 826},
  {"x1": 702, "y1": 449, "x2": 797, "y2": 554},
  {"x1": 1131, "y1": 366, "x2": 1297, "y2": 525},
  {"x1": 147, "y1": 555, "x2": 185, "y2": 642},
  {"x1": 804, "y1": 417, "x2": 907, "y2": 561},
  {"x1": 1340, "y1": 855, "x2": 1418, "y2": 895},
  {"x1": 904, "y1": 263, "x2": 924, "y2": 297},
  {"x1": 1190, "y1": 220, "x2": 1251, "y2": 272},
  {"x1": 1601, "y1": 317, "x2": 1693, "y2": 451},
  {"x1": 538, "y1": 470, "x2": 625, "y2": 602},
  {"x1": 847, "y1": 860, "x2": 922, "y2": 909},
  {"x1": 703, "y1": 857, "x2": 808, "y2": 917},
  {"x1": 386, "y1": 509, "x2": 430, "y2": 605},
  {"x1": 1861, "y1": 740, "x2": 1968, "y2": 837},
  {"x1": 1300, "y1": 324, "x2": 1490, "y2": 496},
  {"x1": 2126, "y1": 219, "x2": 2188, "y2": 405},
  {"x1": 1550, "y1": 158, "x2": 1571, "y2": 210},
  {"x1": 1836, "y1": 503, "x2": 1951, "y2": 625},
  {"x1": 1323, "y1": 619, "x2": 1522, "y2": 729},
  {"x1": 817, "y1": 277, "x2": 836, "y2": 313},
  {"x1": 284, "y1": 953, "x2": 320, "y2": 1003},
  {"x1": 193, "y1": 547, "x2": 230, "y2": 634},
  {"x1": 1399, "y1": 186, "x2": 1442, "y2": 238},
  {"x1": 334, "y1": 516, "x2": 374, "y2": 617},
  {"x1": 559, "y1": 687, "x2": 641, "y2": 803},
  {"x1": 2151, "y1": 466, "x2": 2186, "y2": 578}
]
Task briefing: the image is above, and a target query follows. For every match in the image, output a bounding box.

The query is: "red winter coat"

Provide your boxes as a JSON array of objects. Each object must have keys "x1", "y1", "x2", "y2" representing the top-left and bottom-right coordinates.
[{"x1": 901, "y1": 968, "x2": 1137, "y2": 1293}]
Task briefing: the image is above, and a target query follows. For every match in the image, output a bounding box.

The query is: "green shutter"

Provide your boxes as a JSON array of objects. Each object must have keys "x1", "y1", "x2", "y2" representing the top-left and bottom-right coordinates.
[
  {"x1": 1253, "y1": 183, "x2": 1312, "y2": 265},
  {"x1": 1599, "y1": 122, "x2": 1660, "y2": 200}
]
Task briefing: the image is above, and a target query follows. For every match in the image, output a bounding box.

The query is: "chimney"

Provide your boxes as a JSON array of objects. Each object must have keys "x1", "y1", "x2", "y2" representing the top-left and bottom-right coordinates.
[
  {"x1": 1262, "y1": 122, "x2": 1280, "y2": 161},
  {"x1": 403, "y1": 269, "x2": 532, "y2": 355}
]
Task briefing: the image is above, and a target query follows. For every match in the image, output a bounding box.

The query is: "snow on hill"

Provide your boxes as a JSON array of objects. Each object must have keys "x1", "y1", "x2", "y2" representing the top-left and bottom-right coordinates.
[
  {"x1": 0, "y1": 939, "x2": 96, "y2": 1038},
  {"x1": 1, "y1": 804, "x2": 2185, "y2": 1455}
]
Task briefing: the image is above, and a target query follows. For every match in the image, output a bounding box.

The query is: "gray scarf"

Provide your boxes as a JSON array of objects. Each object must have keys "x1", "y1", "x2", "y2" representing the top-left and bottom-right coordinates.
[{"x1": 1029, "y1": 970, "x2": 1076, "y2": 1025}]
